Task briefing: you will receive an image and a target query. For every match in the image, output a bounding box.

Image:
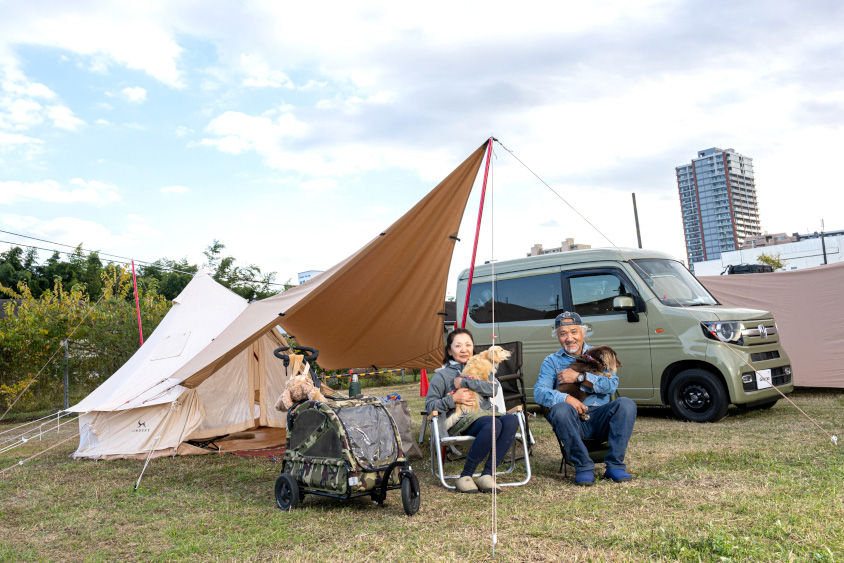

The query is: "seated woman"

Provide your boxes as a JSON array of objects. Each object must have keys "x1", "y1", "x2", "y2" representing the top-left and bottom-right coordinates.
[{"x1": 425, "y1": 328, "x2": 518, "y2": 493}]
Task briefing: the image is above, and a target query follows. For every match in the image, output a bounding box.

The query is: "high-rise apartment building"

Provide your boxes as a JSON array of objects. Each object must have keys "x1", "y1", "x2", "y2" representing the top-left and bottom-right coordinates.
[{"x1": 676, "y1": 147, "x2": 761, "y2": 270}]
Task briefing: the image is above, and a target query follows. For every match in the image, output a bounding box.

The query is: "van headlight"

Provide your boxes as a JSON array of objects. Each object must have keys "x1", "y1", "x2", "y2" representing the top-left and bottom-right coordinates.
[{"x1": 701, "y1": 321, "x2": 743, "y2": 344}]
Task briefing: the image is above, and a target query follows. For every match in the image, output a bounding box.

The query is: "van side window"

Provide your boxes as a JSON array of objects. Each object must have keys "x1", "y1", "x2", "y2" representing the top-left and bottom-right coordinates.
[
  {"x1": 469, "y1": 274, "x2": 564, "y2": 323},
  {"x1": 568, "y1": 273, "x2": 633, "y2": 316}
]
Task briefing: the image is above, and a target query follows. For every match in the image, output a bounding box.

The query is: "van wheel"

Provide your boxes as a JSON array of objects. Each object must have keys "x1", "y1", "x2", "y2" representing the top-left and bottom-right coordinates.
[{"x1": 668, "y1": 369, "x2": 728, "y2": 423}]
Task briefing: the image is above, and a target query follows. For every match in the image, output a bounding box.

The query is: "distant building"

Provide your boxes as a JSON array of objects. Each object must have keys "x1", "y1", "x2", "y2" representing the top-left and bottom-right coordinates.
[
  {"x1": 743, "y1": 232, "x2": 797, "y2": 248},
  {"x1": 692, "y1": 230, "x2": 844, "y2": 276},
  {"x1": 676, "y1": 147, "x2": 761, "y2": 272},
  {"x1": 297, "y1": 270, "x2": 325, "y2": 285},
  {"x1": 527, "y1": 238, "x2": 591, "y2": 257}
]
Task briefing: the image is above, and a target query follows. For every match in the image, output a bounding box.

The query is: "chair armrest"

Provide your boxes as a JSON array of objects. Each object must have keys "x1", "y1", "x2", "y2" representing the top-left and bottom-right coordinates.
[
  {"x1": 496, "y1": 373, "x2": 522, "y2": 383},
  {"x1": 427, "y1": 410, "x2": 439, "y2": 421},
  {"x1": 506, "y1": 405, "x2": 523, "y2": 415}
]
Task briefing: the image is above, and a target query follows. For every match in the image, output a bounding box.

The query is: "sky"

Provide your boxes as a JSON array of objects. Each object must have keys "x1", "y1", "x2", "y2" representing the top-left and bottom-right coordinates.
[{"x1": 1, "y1": 0, "x2": 843, "y2": 297}]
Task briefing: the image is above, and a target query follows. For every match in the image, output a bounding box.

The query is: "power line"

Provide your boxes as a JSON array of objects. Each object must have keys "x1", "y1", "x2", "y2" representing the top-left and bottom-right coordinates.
[{"x1": 0, "y1": 231, "x2": 289, "y2": 288}]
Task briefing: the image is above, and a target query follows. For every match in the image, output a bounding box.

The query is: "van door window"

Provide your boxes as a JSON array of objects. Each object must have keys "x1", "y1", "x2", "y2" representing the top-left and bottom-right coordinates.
[
  {"x1": 468, "y1": 273, "x2": 564, "y2": 323},
  {"x1": 567, "y1": 273, "x2": 634, "y2": 316}
]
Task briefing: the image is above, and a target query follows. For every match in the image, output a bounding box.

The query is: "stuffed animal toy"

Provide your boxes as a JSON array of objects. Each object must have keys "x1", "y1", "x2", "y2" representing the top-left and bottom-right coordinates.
[
  {"x1": 556, "y1": 345, "x2": 621, "y2": 421},
  {"x1": 275, "y1": 355, "x2": 327, "y2": 411},
  {"x1": 445, "y1": 346, "x2": 511, "y2": 429}
]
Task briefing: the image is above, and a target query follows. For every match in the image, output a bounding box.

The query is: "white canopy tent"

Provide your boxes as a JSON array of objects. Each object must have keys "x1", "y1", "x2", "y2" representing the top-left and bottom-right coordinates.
[{"x1": 68, "y1": 271, "x2": 291, "y2": 460}]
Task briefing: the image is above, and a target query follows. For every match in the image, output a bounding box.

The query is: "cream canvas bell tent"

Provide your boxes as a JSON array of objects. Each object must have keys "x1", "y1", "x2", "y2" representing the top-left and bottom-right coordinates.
[{"x1": 68, "y1": 271, "x2": 292, "y2": 459}]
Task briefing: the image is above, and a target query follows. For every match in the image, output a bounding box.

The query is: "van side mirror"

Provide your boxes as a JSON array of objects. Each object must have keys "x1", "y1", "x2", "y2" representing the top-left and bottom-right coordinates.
[{"x1": 613, "y1": 296, "x2": 640, "y2": 323}]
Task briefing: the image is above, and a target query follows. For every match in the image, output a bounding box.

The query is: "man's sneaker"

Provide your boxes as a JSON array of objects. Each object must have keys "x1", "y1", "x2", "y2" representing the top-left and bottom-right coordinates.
[
  {"x1": 604, "y1": 468, "x2": 633, "y2": 483},
  {"x1": 455, "y1": 475, "x2": 479, "y2": 493},
  {"x1": 574, "y1": 469, "x2": 595, "y2": 486}
]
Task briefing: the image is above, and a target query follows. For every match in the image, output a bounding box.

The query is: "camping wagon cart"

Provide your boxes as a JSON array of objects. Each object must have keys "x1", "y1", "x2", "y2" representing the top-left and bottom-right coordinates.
[{"x1": 273, "y1": 346, "x2": 421, "y2": 516}]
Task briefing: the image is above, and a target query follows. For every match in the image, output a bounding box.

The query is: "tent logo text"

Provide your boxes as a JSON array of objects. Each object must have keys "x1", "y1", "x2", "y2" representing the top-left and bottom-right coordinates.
[{"x1": 133, "y1": 421, "x2": 150, "y2": 433}]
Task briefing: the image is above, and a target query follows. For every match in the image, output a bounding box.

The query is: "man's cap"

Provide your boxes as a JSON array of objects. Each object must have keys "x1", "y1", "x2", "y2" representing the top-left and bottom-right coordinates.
[{"x1": 554, "y1": 311, "x2": 583, "y2": 329}]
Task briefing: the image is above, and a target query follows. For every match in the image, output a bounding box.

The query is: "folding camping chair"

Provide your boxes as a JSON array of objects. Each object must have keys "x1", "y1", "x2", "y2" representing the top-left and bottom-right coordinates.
[
  {"x1": 418, "y1": 341, "x2": 533, "y2": 446},
  {"x1": 428, "y1": 383, "x2": 532, "y2": 490},
  {"x1": 552, "y1": 393, "x2": 618, "y2": 477}
]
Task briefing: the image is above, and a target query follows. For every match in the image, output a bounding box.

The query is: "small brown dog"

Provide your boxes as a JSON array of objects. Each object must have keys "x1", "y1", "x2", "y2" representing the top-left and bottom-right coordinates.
[
  {"x1": 445, "y1": 346, "x2": 511, "y2": 429},
  {"x1": 557, "y1": 345, "x2": 622, "y2": 421}
]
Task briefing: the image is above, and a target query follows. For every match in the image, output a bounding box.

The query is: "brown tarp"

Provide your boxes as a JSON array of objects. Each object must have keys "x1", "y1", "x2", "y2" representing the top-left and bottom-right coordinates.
[
  {"x1": 699, "y1": 262, "x2": 844, "y2": 388},
  {"x1": 177, "y1": 141, "x2": 489, "y2": 387}
]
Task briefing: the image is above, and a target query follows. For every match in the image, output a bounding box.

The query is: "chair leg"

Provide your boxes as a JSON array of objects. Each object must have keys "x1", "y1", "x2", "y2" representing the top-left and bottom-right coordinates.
[{"x1": 418, "y1": 416, "x2": 428, "y2": 444}]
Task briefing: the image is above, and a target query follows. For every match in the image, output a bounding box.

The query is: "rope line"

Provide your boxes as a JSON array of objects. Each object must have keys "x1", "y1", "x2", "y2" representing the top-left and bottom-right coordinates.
[
  {"x1": 0, "y1": 412, "x2": 78, "y2": 446},
  {"x1": 0, "y1": 411, "x2": 70, "y2": 440},
  {"x1": 0, "y1": 416, "x2": 78, "y2": 456},
  {"x1": 134, "y1": 400, "x2": 178, "y2": 491},
  {"x1": 496, "y1": 139, "x2": 839, "y2": 446},
  {"x1": 488, "y1": 141, "x2": 499, "y2": 559}
]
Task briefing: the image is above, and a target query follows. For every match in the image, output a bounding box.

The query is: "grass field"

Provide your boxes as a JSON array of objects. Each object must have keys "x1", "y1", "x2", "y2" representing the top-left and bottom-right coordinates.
[{"x1": 1, "y1": 385, "x2": 842, "y2": 562}]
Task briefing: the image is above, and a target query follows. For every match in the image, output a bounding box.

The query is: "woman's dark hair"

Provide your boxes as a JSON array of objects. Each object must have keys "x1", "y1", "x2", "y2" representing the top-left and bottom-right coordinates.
[{"x1": 443, "y1": 328, "x2": 474, "y2": 364}]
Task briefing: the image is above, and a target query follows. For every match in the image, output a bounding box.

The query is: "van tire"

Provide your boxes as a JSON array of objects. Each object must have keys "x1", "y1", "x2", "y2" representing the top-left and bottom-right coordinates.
[{"x1": 668, "y1": 369, "x2": 728, "y2": 423}]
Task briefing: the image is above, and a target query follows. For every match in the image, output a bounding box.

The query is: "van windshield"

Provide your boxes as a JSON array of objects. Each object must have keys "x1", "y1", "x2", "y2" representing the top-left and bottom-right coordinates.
[{"x1": 630, "y1": 259, "x2": 719, "y2": 307}]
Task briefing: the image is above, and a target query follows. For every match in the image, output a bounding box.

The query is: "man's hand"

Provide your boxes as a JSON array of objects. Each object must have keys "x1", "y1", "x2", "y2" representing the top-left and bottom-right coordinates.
[
  {"x1": 564, "y1": 394, "x2": 587, "y2": 415},
  {"x1": 557, "y1": 367, "x2": 580, "y2": 384},
  {"x1": 452, "y1": 388, "x2": 477, "y2": 406}
]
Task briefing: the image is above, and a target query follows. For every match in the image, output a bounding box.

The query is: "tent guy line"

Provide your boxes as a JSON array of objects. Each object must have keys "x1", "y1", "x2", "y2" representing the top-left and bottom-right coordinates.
[{"x1": 496, "y1": 139, "x2": 840, "y2": 447}]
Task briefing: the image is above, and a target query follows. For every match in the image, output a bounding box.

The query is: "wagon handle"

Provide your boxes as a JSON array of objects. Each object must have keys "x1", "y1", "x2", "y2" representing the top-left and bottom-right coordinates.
[{"x1": 274, "y1": 346, "x2": 320, "y2": 364}]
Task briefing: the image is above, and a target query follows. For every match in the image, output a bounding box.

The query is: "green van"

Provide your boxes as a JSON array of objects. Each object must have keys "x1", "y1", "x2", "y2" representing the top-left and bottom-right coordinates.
[{"x1": 456, "y1": 248, "x2": 793, "y2": 422}]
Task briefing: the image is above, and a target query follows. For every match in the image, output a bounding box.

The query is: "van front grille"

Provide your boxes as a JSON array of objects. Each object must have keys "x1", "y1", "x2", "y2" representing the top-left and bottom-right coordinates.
[{"x1": 750, "y1": 350, "x2": 780, "y2": 362}]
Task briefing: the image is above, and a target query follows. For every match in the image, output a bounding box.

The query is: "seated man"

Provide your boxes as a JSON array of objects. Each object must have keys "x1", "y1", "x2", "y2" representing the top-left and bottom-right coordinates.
[{"x1": 535, "y1": 311, "x2": 637, "y2": 486}]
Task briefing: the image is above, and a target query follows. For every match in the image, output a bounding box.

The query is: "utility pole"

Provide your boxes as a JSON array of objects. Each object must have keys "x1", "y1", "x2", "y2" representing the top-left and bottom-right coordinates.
[
  {"x1": 821, "y1": 219, "x2": 828, "y2": 265},
  {"x1": 62, "y1": 339, "x2": 69, "y2": 410},
  {"x1": 632, "y1": 193, "x2": 643, "y2": 248}
]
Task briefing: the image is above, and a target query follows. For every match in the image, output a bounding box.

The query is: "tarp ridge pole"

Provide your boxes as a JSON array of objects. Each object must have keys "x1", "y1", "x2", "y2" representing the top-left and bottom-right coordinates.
[{"x1": 460, "y1": 137, "x2": 494, "y2": 329}]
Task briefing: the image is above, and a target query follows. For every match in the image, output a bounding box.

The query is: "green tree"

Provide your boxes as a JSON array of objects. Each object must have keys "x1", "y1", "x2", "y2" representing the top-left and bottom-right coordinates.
[
  {"x1": 757, "y1": 252, "x2": 786, "y2": 271},
  {"x1": 202, "y1": 239, "x2": 279, "y2": 300},
  {"x1": 0, "y1": 265, "x2": 170, "y2": 413}
]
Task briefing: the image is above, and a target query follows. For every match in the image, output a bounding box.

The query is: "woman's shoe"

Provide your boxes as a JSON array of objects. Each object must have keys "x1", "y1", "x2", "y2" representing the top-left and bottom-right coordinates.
[
  {"x1": 455, "y1": 476, "x2": 479, "y2": 493},
  {"x1": 474, "y1": 474, "x2": 502, "y2": 494}
]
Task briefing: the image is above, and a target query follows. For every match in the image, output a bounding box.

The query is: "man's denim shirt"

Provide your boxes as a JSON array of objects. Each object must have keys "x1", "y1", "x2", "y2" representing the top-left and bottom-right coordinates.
[{"x1": 534, "y1": 343, "x2": 619, "y2": 408}]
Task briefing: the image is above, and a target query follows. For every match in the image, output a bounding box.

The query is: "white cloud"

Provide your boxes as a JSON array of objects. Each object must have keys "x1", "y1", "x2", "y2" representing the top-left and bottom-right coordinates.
[
  {"x1": 0, "y1": 178, "x2": 120, "y2": 205},
  {"x1": 121, "y1": 86, "x2": 147, "y2": 103},
  {"x1": 45, "y1": 104, "x2": 85, "y2": 130},
  {"x1": 160, "y1": 185, "x2": 189, "y2": 194},
  {"x1": 175, "y1": 125, "x2": 192, "y2": 136},
  {"x1": 200, "y1": 110, "x2": 309, "y2": 165},
  {"x1": 1, "y1": 59, "x2": 84, "y2": 134},
  {"x1": 239, "y1": 53, "x2": 293, "y2": 89},
  {"x1": 95, "y1": 118, "x2": 112, "y2": 126},
  {"x1": 0, "y1": 131, "x2": 43, "y2": 151}
]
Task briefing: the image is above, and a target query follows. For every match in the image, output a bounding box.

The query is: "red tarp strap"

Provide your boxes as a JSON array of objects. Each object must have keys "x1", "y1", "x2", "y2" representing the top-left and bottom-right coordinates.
[{"x1": 460, "y1": 138, "x2": 493, "y2": 329}]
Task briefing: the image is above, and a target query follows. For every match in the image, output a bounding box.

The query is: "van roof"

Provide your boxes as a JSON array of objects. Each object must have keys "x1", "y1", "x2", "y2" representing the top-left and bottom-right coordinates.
[{"x1": 457, "y1": 247, "x2": 679, "y2": 280}]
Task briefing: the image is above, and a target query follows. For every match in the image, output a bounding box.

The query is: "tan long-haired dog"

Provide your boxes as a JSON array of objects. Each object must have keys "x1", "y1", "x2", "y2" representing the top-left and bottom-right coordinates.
[
  {"x1": 445, "y1": 346, "x2": 511, "y2": 429},
  {"x1": 556, "y1": 345, "x2": 622, "y2": 421}
]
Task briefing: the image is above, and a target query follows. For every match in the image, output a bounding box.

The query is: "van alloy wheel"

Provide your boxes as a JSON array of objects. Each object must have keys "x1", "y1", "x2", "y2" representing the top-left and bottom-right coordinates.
[{"x1": 668, "y1": 369, "x2": 728, "y2": 423}]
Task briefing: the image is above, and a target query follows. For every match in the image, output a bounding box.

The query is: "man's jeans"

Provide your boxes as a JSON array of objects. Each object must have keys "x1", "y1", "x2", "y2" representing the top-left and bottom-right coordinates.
[{"x1": 547, "y1": 397, "x2": 637, "y2": 471}]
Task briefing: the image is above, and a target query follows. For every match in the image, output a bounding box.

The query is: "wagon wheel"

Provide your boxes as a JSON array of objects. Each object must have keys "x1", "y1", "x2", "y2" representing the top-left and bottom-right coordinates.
[
  {"x1": 401, "y1": 472, "x2": 420, "y2": 516},
  {"x1": 275, "y1": 473, "x2": 300, "y2": 511}
]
